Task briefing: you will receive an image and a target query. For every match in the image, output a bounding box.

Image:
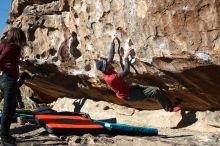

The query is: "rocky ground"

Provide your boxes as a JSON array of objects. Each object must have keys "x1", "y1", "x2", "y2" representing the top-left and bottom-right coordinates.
[
  {"x1": 10, "y1": 123, "x2": 220, "y2": 146},
  {"x1": 1, "y1": 97, "x2": 220, "y2": 146}
]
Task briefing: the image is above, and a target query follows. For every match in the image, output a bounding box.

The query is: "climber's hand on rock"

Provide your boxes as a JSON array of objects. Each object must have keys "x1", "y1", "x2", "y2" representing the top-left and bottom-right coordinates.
[{"x1": 124, "y1": 48, "x2": 134, "y2": 59}]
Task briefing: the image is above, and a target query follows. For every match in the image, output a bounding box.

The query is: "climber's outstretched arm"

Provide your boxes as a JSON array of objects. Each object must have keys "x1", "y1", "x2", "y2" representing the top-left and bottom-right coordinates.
[
  {"x1": 119, "y1": 58, "x2": 130, "y2": 79},
  {"x1": 118, "y1": 48, "x2": 133, "y2": 79},
  {"x1": 107, "y1": 38, "x2": 117, "y2": 63}
]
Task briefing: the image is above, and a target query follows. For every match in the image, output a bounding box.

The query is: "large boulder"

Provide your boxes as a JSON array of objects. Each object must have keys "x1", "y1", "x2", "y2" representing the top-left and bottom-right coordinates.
[{"x1": 4, "y1": 0, "x2": 220, "y2": 110}]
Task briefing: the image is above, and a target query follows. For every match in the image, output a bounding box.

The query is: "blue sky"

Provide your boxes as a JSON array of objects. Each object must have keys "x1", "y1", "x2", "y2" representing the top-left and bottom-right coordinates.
[{"x1": 0, "y1": 0, "x2": 11, "y2": 37}]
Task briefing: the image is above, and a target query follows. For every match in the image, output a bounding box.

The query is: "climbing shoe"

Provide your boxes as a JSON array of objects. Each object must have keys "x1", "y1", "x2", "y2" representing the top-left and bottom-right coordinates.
[{"x1": 172, "y1": 105, "x2": 181, "y2": 112}]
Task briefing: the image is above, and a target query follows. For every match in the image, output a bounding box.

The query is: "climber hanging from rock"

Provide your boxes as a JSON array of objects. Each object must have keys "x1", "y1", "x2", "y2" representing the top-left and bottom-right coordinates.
[{"x1": 95, "y1": 37, "x2": 180, "y2": 112}]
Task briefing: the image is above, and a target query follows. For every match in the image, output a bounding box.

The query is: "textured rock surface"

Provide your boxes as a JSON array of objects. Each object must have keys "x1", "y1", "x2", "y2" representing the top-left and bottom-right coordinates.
[{"x1": 4, "y1": 0, "x2": 220, "y2": 110}]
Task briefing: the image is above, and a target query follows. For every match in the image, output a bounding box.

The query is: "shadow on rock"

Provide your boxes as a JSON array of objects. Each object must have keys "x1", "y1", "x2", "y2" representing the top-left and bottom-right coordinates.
[
  {"x1": 11, "y1": 124, "x2": 40, "y2": 134},
  {"x1": 73, "y1": 98, "x2": 87, "y2": 113},
  {"x1": 172, "y1": 110, "x2": 198, "y2": 129},
  {"x1": 159, "y1": 134, "x2": 193, "y2": 139}
]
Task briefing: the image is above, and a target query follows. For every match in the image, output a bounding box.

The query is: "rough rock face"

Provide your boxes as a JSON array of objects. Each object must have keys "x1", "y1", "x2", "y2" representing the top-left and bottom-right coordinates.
[{"x1": 4, "y1": 0, "x2": 220, "y2": 110}]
